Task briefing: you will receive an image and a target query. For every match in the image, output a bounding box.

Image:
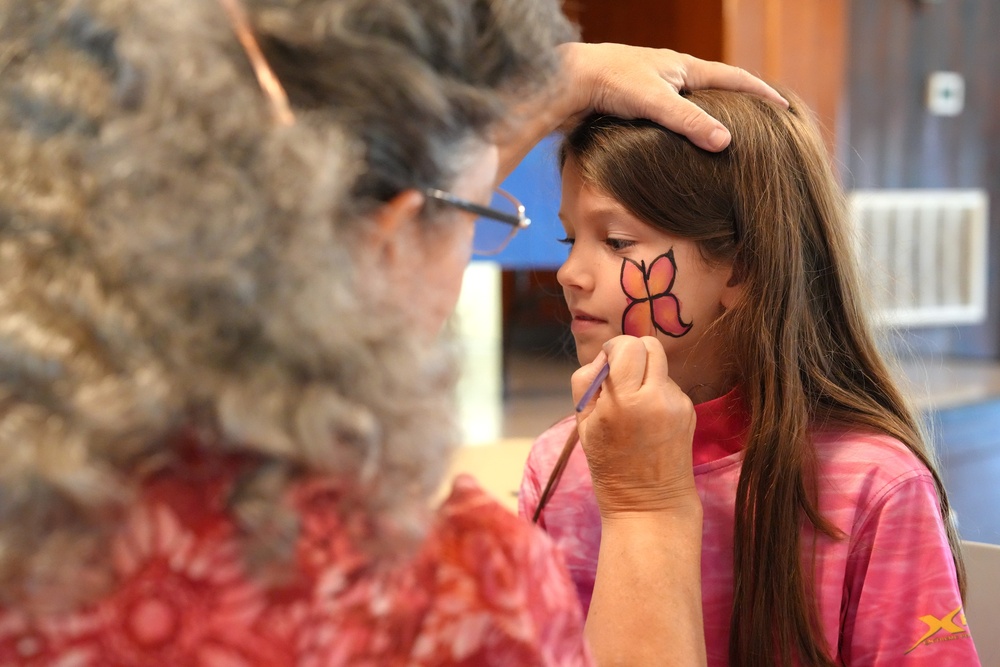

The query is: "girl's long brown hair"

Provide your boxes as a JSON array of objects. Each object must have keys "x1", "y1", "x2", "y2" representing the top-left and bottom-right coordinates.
[{"x1": 542, "y1": 92, "x2": 966, "y2": 666}]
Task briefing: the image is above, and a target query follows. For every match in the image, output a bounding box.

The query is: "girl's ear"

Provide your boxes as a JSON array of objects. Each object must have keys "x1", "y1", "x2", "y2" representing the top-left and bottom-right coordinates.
[
  {"x1": 721, "y1": 263, "x2": 744, "y2": 309},
  {"x1": 367, "y1": 189, "x2": 426, "y2": 262}
]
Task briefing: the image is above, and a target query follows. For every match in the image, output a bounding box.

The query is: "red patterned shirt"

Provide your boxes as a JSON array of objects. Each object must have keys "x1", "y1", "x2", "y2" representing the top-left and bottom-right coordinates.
[{"x1": 0, "y1": 449, "x2": 592, "y2": 667}]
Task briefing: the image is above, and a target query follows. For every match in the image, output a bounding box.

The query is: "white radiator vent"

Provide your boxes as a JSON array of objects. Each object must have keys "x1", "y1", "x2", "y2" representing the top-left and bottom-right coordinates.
[{"x1": 849, "y1": 189, "x2": 989, "y2": 327}]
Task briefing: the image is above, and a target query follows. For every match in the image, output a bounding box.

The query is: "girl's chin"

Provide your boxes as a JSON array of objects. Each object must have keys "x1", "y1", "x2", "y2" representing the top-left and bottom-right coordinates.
[{"x1": 573, "y1": 340, "x2": 605, "y2": 367}]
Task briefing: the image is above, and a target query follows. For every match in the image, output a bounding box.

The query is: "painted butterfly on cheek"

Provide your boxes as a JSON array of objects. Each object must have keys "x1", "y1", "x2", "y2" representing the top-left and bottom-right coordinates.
[{"x1": 620, "y1": 250, "x2": 692, "y2": 338}]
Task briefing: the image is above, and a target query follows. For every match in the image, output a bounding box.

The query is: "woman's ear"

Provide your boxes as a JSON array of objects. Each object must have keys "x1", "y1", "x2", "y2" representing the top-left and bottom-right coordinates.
[{"x1": 368, "y1": 189, "x2": 426, "y2": 261}]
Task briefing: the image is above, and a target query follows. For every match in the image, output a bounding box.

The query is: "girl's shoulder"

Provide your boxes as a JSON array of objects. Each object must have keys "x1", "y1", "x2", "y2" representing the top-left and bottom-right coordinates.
[
  {"x1": 811, "y1": 428, "x2": 932, "y2": 478},
  {"x1": 809, "y1": 428, "x2": 944, "y2": 533},
  {"x1": 809, "y1": 428, "x2": 942, "y2": 524}
]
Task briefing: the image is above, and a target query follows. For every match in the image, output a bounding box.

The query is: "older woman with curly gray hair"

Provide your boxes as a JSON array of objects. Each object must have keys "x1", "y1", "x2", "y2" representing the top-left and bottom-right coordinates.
[{"x1": 0, "y1": 0, "x2": 783, "y2": 664}]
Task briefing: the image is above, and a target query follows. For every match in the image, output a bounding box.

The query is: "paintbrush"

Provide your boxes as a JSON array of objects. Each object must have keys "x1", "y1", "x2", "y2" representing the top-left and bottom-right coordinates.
[
  {"x1": 574, "y1": 360, "x2": 611, "y2": 412},
  {"x1": 533, "y1": 360, "x2": 609, "y2": 524}
]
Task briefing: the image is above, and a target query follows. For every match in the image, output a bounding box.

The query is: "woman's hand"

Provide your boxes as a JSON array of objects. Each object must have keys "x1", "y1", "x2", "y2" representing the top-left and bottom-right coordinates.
[
  {"x1": 497, "y1": 42, "x2": 786, "y2": 180},
  {"x1": 578, "y1": 336, "x2": 707, "y2": 666},
  {"x1": 558, "y1": 42, "x2": 787, "y2": 151},
  {"x1": 572, "y1": 335, "x2": 698, "y2": 518}
]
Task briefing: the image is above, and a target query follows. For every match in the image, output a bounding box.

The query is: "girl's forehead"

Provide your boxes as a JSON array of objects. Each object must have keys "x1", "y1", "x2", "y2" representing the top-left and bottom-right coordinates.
[{"x1": 561, "y1": 182, "x2": 639, "y2": 226}]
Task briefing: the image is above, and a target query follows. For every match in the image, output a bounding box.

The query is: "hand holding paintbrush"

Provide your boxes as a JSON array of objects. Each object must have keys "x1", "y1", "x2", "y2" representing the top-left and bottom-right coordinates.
[{"x1": 533, "y1": 335, "x2": 698, "y2": 522}]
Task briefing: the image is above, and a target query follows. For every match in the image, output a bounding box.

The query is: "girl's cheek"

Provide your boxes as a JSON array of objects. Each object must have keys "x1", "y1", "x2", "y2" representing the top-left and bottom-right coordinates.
[{"x1": 615, "y1": 295, "x2": 630, "y2": 336}]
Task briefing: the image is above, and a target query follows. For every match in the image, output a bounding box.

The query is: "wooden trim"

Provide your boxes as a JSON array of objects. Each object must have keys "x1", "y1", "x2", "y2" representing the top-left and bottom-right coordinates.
[{"x1": 571, "y1": 0, "x2": 846, "y2": 151}]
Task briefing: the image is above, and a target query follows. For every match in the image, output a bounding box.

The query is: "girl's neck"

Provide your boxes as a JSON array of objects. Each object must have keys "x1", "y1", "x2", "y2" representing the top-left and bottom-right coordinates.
[
  {"x1": 684, "y1": 382, "x2": 731, "y2": 405},
  {"x1": 671, "y1": 340, "x2": 732, "y2": 405}
]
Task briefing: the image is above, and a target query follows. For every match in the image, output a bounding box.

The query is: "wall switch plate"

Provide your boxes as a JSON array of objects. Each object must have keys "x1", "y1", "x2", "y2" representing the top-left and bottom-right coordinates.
[{"x1": 927, "y1": 71, "x2": 965, "y2": 116}]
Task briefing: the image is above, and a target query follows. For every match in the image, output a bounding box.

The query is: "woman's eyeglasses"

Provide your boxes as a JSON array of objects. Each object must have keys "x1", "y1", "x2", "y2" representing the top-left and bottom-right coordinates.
[
  {"x1": 218, "y1": 0, "x2": 294, "y2": 126},
  {"x1": 424, "y1": 188, "x2": 530, "y2": 255}
]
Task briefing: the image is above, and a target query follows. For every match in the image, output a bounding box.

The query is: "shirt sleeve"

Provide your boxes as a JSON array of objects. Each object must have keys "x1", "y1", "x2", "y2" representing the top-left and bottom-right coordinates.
[
  {"x1": 840, "y1": 471, "x2": 982, "y2": 665},
  {"x1": 415, "y1": 475, "x2": 593, "y2": 667}
]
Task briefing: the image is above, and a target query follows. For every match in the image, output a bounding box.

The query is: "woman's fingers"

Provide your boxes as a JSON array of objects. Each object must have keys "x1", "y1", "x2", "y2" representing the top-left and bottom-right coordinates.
[
  {"x1": 666, "y1": 53, "x2": 788, "y2": 107},
  {"x1": 575, "y1": 335, "x2": 697, "y2": 516},
  {"x1": 564, "y1": 43, "x2": 787, "y2": 152},
  {"x1": 601, "y1": 337, "x2": 649, "y2": 395}
]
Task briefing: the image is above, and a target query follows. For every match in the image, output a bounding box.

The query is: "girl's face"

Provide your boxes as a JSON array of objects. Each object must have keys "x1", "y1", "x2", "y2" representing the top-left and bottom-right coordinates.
[{"x1": 557, "y1": 157, "x2": 737, "y2": 400}]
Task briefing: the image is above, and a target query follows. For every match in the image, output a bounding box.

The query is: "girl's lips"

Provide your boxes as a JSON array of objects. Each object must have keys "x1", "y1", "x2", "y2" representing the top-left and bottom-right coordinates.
[{"x1": 570, "y1": 312, "x2": 607, "y2": 333}]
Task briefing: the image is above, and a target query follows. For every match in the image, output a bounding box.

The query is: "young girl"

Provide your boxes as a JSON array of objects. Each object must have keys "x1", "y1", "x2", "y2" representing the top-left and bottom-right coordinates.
[{"x1": 520, "y1": 91, "x2": 981, "y2": 666}]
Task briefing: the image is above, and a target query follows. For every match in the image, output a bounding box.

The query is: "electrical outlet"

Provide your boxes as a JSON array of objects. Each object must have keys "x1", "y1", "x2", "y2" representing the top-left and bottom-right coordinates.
[{"x1": 926, "y1": 71, "x2": 965, "y2": 116}]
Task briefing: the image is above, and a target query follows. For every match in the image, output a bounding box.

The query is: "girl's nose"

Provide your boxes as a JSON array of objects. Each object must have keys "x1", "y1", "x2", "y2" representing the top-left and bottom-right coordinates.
[{"x1": 557, "y1": 246, "x2": 591, "y2": 291}]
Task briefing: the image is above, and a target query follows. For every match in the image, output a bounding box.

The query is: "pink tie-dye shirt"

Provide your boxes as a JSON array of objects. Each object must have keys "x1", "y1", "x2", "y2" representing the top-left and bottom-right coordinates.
[
  {"x1": 0, "y1": 444, "x2": 592, "y2": 667},
  {"x1": 520, "y1": 390, "x2": 981, "y2": 666}
]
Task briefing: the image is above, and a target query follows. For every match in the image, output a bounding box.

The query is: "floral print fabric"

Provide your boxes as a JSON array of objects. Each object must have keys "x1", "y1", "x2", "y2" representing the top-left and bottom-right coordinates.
[{"x1": 0, "y1": 448, "x2": 591, "y2": 667}]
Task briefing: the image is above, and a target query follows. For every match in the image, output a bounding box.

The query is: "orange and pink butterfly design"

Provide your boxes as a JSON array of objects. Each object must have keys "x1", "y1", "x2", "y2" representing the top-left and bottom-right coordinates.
[{"x1": 620, "y1": 250, "x2": 692, "y2": 338}]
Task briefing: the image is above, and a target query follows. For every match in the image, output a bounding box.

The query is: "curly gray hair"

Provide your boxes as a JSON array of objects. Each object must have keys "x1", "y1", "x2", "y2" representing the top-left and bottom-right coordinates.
[{"x1": 0, "y1": 0, "x2": 574, "y2": 606}]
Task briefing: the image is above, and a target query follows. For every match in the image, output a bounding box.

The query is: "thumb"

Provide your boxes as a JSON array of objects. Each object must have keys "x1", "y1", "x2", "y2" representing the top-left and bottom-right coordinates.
[{"x1": 571, "y1": 350, "x2": 609, "y2": 417}]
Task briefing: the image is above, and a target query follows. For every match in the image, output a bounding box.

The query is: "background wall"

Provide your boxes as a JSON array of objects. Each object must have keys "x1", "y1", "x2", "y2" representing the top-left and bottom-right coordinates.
[
  {"x1": 841, "y1": 0, "x2": 1000, "y2": 545},
  {"x1": 844, "y1": 0, "x2": 1000, "y2": 358},
  {"x1": 565, "y1": 0, "x2": 847, "y2": 151}
]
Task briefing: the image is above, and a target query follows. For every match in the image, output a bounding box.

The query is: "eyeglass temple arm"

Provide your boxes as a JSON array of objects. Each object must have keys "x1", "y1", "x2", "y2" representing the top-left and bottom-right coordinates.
[
  {"x1": 424, "y1": 189, "x2": 529, "y2": 229},
  {"x1": 217, "y1": 0, "x2": 295, "y2": 127}
]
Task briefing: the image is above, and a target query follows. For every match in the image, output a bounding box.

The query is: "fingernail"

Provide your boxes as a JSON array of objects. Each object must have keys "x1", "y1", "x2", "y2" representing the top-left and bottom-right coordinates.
[{"x1": 708, "y1": 127, "x2": 731, "y2": 150}]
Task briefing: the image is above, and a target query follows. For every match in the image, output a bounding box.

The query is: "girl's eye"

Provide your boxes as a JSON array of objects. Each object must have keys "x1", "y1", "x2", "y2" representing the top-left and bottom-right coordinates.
[
  {"x1": 557, "y1": 236, "x2": 575, "y2": 246},
  {"x1": 606, "y1": 238, "x2": 635, "y2": 251}
]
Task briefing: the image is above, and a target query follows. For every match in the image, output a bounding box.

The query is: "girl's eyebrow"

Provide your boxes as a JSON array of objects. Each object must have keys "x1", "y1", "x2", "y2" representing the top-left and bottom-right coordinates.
[{"x1": 559, "y1": 206, "x2": 632, "y2": 225}]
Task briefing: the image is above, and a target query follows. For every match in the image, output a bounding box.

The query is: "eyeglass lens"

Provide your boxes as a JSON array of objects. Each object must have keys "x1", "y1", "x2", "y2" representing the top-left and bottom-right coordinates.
[{"x1": 473, "y1": 191, "x2": 521, "y2": 255}]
